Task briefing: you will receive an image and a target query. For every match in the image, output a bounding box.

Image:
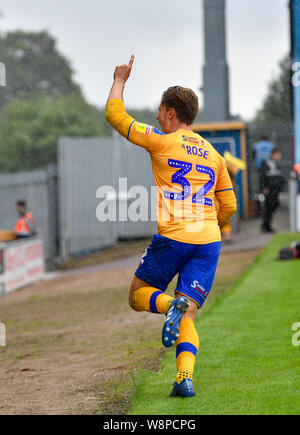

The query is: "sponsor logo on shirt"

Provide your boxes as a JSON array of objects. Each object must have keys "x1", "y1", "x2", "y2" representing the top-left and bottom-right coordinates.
[
  {"x1": 135, "y1": 123, "x2": 153, "y2": 135},
  {"x1": 182, "y1": 135, "x2": 200, "y2": 145},
  {"x1": 191, "y1": 280, "x2": 208, "y2": 298}
]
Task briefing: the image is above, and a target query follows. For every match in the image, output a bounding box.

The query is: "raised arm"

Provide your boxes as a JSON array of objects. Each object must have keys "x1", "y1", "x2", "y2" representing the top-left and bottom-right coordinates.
[
  {"x1": 105, "y1": 55, "x2": 167, "y2": 154},
  {"x1": 107, "y1": 54, "x2": 135, "y2": 102}
]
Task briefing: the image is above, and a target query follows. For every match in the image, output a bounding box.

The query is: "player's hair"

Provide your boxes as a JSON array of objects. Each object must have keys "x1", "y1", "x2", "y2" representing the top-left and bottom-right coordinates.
[
  {"x1": 161, "y1": 86, "x2": 199, "y2": 125},
  {"x1": 16, "y1": 199, "x2": 26, "y2": 208}
]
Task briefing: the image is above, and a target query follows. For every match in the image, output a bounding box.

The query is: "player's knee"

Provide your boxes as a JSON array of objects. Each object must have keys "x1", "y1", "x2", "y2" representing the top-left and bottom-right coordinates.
[
  {"x1": 128, "y1": 285, "x2": 140, "y2": 311},
  {"x1": 128, "y1": 298, "x2": 138, "y2": 311},
  {"x1": 128, "y1": 289, "x2": 136, "y2": 310},
  {"x1": 129, "y1": 276, "x2": 148, "y2": 311}
]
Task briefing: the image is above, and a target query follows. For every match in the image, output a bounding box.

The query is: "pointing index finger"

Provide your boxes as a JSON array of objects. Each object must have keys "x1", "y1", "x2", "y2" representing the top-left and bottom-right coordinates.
[{"x1": 128, "y1": 54, "x2": 135, "y2": 68}]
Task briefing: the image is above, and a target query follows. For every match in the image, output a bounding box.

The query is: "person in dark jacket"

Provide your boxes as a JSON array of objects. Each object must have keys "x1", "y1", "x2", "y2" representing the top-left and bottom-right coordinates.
[{"x1": 260, "y1": 148, "x2": 285, "y2": 233}]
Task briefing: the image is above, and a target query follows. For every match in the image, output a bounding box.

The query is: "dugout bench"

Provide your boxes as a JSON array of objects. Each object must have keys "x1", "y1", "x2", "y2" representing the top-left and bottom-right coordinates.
[{"x1": 192, "y1": 121, "x2": 249, "y2": 219}]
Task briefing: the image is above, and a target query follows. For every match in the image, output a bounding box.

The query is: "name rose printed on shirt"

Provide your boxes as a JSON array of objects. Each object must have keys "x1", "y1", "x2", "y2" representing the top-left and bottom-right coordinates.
[{"x1": 181, "y1": 134, "x2": 210, "y2": 160}]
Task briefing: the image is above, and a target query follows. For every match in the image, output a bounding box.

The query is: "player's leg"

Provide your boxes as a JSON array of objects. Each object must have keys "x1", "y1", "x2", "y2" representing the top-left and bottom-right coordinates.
[
  {"x1": 161, "y1": 295, "x2": 190, "y2": 347},
  {"x1": 171, "y1": 241, "x2": 221, "y2": 397},
  {"x1": 129, "y1": 275, "x2": 174, "y2": 314},
  {"x1": 170, "y1": 298, "x2": 199, "y2": 397},
  {"x1": 262, "y1": 192, "x2": 273, "y2": 232},
  {"x1": 268, "y1": 191, "x2": 280, "y2": 231},
  {"x1": 175, "y1": 299, "x2": 199, "y2": 382},
  {"x1": 128, "y1": 234, "x2": 191, "y2": 315}
]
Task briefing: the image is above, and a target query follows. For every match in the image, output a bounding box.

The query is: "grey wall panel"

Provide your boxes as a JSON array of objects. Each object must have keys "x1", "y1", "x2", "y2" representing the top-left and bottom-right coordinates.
[
  {"x1": 113, "y1": 137, "x2": 157, "y2": 239},
  {"x1": 58, "y1": 137, "x2": 118, "y2": 259},
  {"x1": 0, "y1": 166, "x2": 58, "y2": 262},
  {"x1": 58, "y1": 136, "x2": 157, "y2": 258}
]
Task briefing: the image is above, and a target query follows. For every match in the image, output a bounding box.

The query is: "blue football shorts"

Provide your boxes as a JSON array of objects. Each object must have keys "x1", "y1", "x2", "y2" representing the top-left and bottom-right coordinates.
[{"x1": 135, "y1": 234, "x2": 221, "y2": 307}]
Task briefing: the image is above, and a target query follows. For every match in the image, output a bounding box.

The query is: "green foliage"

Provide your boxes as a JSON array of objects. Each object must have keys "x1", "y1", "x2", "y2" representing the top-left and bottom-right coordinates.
[
  {"x1": 127, "y1": 108, "x2": 160, "y2": 129},
  {"x1": 0, "y1": 29, "x2": 114, "y2": 172},
  {"x1": 130, "y1": 234, "x2": 300, "y2": 415},
  {"x1": 0, "y1": 28, "x2": 204, "y2": 173},
  {"x1": 0, "y1": 94, "x2": 102, "y2": 172},
  {"x1": 0, "y1": 30, "x2": 80, "y2": 108},
  {"x1": 254, "y1": 55, "x2": 293, "y2": 123}
]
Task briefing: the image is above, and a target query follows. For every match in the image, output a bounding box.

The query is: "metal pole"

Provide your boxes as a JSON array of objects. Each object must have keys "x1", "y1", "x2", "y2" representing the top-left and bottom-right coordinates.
[
  {"x1": 202, "y1": 0, "x2": 230, "y2": 122},
  {"x1": 289, "y1": 172, "x2": 298, "y2": 232},
  {"x1": 290, "y1": 0, "x2": 300, "y2": 231}
]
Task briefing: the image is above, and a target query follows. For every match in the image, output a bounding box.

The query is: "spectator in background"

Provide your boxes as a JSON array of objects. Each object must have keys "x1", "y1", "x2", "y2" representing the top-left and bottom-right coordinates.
[
  {"x1": 14, "y1": 200, "x2": 37, "y2": 238},
  {"x1": 220, "y1": 151, "x2": 246, "y2": 243},
  {"x1": 260, "y1": 148, "x2": 285, "y2": 233},
  {"x1": 253, "y1": 135, "x2": 275, "y2": 174}
]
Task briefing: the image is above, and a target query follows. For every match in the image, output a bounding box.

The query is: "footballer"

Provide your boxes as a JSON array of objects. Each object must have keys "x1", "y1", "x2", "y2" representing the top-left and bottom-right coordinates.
[{"x1": 106, "y1": 55, "x2": 237, "y2": 398}]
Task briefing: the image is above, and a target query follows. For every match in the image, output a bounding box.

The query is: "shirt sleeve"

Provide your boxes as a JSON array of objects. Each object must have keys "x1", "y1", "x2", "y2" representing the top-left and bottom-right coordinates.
[
  {"x1": 105, "y1": 99, "x2": 167, "y2": 154},
  {"x1": 215, "y1": 158, "x2": 237, "y2": 228},
  {"x1": 215, "y1": 157, "x2": 234, "y2": 194},
  {"x1": 215, "y1": 189, "x2": 237, "y2": 228}
]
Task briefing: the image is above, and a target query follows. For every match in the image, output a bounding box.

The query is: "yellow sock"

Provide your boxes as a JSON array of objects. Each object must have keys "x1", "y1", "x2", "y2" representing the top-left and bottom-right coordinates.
[
  {"x1": 176, "y1": 317, "x2": 199, "y2": 384},
  {"x1": 132, "y1": 287, "x2": 174, "y2": 314}
]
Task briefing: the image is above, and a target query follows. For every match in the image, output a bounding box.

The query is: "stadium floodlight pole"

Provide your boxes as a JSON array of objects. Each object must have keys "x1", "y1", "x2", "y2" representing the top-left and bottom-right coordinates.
[
  {"x1": 202, "y1": 0, "x2": 230, "y2": 122},
  {"x1": 290, "y1": 0, "x2": 300, "y2": 231},
  {"x1": 0, "y1": 10, "x2": 6, "y2": 87}
]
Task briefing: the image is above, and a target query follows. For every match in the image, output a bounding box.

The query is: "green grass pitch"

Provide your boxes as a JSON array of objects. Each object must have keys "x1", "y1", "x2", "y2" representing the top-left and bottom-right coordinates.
[{"x1": 130, "y1": 234, "x2": 300, "y2": 415}]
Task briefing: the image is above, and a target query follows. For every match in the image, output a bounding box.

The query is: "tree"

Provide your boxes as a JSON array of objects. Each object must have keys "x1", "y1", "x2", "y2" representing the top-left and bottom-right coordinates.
[
  {"x1": 253, "y1": 55, "x2": 293, "y2": 123},
  {"x1": 0, "y1": 94, "x2": 102, "y2": 172},
  {"x1": 0, "y1": 30, "x2": 80, "y2": 108}
]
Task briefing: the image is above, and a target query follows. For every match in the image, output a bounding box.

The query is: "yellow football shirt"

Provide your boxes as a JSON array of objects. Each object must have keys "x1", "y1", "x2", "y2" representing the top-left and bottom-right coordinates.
[{"x1": 106, "y1": 99, "x2": 237, "y2": 244}]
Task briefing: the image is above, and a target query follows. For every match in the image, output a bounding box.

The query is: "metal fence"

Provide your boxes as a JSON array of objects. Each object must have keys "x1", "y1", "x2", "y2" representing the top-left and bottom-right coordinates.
[
  {"x1": 58, "y1": 136, "x2": 156, "y2": 259},
  {"x1": 0, "y1": 137, "x2": 157, "y2": 264},
  {"x1": 247, "y1": 121, "x2": 294, "y2": 195},
  {"x1": 113, "y1": 137, "x2": 157, "y2": 240},
  {"x1": 4, "y1": 121, "x2": 292, "y2": 263},
  {"x1": 0, "y1": 166, "x2": 58, "y2": 262}
]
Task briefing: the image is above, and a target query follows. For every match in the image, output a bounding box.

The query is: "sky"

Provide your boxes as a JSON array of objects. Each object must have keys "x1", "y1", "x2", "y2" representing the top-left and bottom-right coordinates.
[{"x1": 0, "y1": 0, "x2": 290, "y2": 120}]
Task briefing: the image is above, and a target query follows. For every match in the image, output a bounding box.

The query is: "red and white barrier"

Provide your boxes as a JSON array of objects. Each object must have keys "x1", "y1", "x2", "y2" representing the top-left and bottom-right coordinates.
[{"x1": 0, "y1": 237, "x2": 45, "y2": 296}]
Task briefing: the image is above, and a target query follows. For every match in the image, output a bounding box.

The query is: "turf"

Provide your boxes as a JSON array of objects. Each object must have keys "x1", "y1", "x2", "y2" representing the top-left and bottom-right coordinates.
[
  {"x1": 130, "y1": 234, "x2": 300, "y2": 415},
  {"x1": 0, "y1": 247, "x2": 257, "y2": 414}
]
